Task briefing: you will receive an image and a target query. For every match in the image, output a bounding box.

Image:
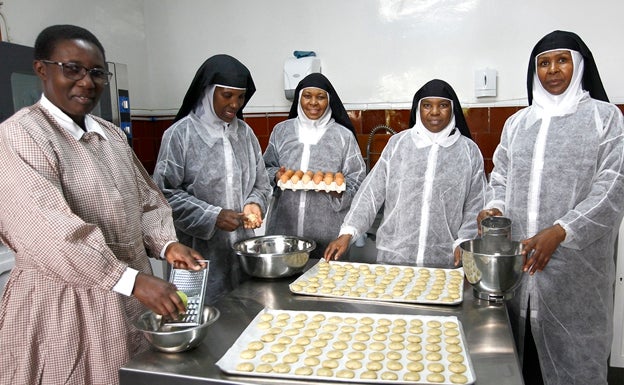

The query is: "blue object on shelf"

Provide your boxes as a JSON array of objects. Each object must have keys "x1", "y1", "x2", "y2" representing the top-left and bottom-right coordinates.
[{"x1": 293, "y1": 51, "x2": 316, "y2": 58}]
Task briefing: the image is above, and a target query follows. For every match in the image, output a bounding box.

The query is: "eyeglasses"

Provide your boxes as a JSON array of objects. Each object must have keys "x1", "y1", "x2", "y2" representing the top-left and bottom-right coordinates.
[{"x1": 40, "y1": 60, "x2": 113, "y2": 85}]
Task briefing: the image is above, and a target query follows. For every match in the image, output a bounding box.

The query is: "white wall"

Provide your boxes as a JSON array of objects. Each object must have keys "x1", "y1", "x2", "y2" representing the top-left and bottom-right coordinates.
[{"x1": 2, "y1": 0, "x2": 624, "y2": 115}]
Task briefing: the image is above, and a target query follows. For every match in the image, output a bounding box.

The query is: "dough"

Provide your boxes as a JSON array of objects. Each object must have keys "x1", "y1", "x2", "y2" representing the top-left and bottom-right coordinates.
[
  {"x1": 386, "y1": 360, "x2": 403, "y2": 370},
  {"x1": 282, "y1": 353, "x2": 299, "y2": 363},
  {"x1": 239, "y1": 350, "x2": 256, "y2": 359},
  {"x1": 236, "y1": 362, "x2": 254, "y2": 372},
  {"x1": 303, "y1": 356, "x2": 320, "y2": 366},
  {"x1": 427, "y1": 373, "x2": 446, "y2": 383},
  {"x1": 273, "y1": 363, "x2": 291, "y2": 374},
  {"x1": 426, "y1": 352, "x2": 443, "y2": 361},
  {"x1": 255, "y1": 363, "x2": 272, "y2": 373},
  {"x1": 449, "y1": 362, "x2": 467, "y2": 374},
  {"x1": 404, "y1": 372, "x2": 421, "y2": 381},
  {"x1": 348, "y1": 351, "x2": 365, "y2": 360},
  {"x1": 407, "y1": 361, "x2": 424, "y2": 372},
  {"x1": 428, "y1": 363, "x2": 445, "y2": 373},
  {"x1": 381, "y1": 371, "x2": 398, "y2": 380},
  {"x1": 326, "y1": 350, "x2": 343, "y2": 359},
  {"x1": 260, "y1": 353, "x2": 277, "y2": 363},
  {"x1": 450, "y1": 373, "x2": 469, "y2": 384},
  {"x1": 345, "y1": 360, "x2": 362, "y2": 370},
  {"x1": 247, "y1": 341, "x2": 264, "y2": 351},
  {"x1": 316, "y1": 367, "x2": 334, "y2": 377},
  {"x1": 369, "y1": 351, "x2": 385, "y2": 361},
  {"x1": 294, "y1": 366, "x2": 313, "y2": 376},
  {"x1": 336, "y1": 369, "x2": 355, "y2": 379},
  {"x1": 447, "y1": 353, "x2": 465, "y2": 363},
  {"x1": 407, "y1": 352, "x2": 423, "y2": 362},
  {"x1": 360, "y1": 370, "x2": 378, "y2": 379}
]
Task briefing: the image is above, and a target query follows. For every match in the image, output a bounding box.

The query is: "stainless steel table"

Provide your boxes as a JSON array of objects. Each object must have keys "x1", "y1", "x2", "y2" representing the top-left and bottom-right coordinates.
[{"x1": 120, "y1": 265, "x2": 524, "y2": 385}]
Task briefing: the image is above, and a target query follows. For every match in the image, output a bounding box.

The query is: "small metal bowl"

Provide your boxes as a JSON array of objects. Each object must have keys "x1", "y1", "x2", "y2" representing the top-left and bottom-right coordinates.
[
  {"x1": 134, "y1": 307, "x2": 220, "y2": 353},
  {"x1": 233, "y1": 235, "x2": 316, "y2": 278},
  {"x1": 460, "y1": 238, "x2": 524, "y2": 302}
]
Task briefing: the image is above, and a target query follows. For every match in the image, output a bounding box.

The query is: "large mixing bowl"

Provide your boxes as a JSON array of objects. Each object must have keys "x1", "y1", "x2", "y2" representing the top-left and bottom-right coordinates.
[
  {"x1": 459, "y1": 238, "x2": 524, "y2": 302},
  {"x1": 233, "y1": 235, "x2": 316, "y2": 278},
  {"x1": 134, "y1": 307, "x2": 220, "y2": 353}
]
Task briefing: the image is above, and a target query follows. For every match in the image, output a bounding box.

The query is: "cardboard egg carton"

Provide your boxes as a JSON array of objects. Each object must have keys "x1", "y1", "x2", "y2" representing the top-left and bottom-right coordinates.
[{"x1": 277, "y1": 170, "x2": 346, "y2": 193}]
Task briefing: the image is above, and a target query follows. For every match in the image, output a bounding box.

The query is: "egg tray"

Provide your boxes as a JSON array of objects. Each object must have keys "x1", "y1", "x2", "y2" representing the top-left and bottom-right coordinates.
[
  {"x1": 216, "y1": 308, "x2": 475, "y2": 385},
  {"x1": 277, "y1": 179, "x2": 346, "y2": 193},
  {"x1": 289, "y1": 260, "x2": 464, "y2": 306}
]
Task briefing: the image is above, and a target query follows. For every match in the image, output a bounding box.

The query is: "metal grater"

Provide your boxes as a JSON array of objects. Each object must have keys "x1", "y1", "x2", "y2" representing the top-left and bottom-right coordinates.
[{"x1": 165, "y1": 262, "x2": 209, "y2": 327}]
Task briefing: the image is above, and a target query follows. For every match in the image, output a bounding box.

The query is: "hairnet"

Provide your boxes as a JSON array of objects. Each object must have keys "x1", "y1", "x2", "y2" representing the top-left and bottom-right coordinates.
[
  {"x1": 409, "y1": 79, "x2": 472, "y2": 140},
  {"x1": 174, "y1": 54, "x2": 256, "y2": 122},
  {"x1": 527, "y1": 30, "x2": 608, "y2": 104},
  {"x1": 287, "y1": 73, "x2": 356, "y2": 136}
]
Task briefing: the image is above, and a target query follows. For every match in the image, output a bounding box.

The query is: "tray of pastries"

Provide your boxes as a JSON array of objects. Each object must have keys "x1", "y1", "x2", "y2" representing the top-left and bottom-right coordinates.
[
  {"x1": 289, "y1": 260, "x2": 464, "y2": 305},
  {"x1": 277, "y1": 169, "x2": 346, "y2": 193},
  {"x1": 216, "y1": 308, "x2": 475, "y2": 384}
]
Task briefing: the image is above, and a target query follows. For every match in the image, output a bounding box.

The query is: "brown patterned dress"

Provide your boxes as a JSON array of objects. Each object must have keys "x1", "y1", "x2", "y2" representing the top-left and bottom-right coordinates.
[{"x1": 0, "y1": 103, "x2": 177, "y2": 385}]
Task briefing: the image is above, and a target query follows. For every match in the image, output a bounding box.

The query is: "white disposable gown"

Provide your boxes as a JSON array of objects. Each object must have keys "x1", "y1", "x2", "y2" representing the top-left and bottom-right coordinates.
[
  {"x1": 342, "y1": 128, "x2": 486, "y2": 267},
  {"x1": 263, "y1": 119, "x2": 366, "y2": 258},
  {"x1": 488, "y1": 94, "x2": 624, "y2": 385},
  {"x1": 153, "y1": 114, "x2": 271, "y2": 304}
]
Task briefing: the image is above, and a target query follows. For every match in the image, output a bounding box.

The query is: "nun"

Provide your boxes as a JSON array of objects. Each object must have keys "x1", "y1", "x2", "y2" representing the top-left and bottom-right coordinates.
[
  {"x1": 263, "y1": 73, "x2": 366, "y2": 259},
  {"x1": 153, "y1": 54, "x2": 271, "y2": 304},
  {"x1": 478, "y1": 31, "x2": 624, "y2": 385},
  {"x1": 325, "y1": 79, "x2": 486, "y2": 268}
]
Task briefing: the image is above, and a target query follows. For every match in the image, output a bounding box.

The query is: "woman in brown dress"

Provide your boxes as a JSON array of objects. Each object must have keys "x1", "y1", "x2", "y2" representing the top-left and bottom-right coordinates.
[{"x1": 0, "y1": 25, "x2": 204, "y2": 385}]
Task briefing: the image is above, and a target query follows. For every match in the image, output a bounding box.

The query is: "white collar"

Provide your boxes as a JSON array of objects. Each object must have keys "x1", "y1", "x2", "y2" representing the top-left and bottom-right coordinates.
[{"x1": 39, "y1": 94, "x2": 108, "y2": 141}]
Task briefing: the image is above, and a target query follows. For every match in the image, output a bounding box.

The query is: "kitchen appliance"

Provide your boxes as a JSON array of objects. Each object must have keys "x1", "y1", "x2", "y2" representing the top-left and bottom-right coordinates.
[
  {"x1": 0, "y1": 41, "x2": 133, "y2": 145},
  {"x1": 459, "y1": 238, "x2": 524, "y2": 302},
  {"x1": 233, "y1": 235, "x2": 315, "y2": 278}
]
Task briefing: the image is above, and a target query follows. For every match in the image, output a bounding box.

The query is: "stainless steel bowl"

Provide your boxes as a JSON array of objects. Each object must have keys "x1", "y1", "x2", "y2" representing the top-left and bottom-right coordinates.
[
  {"x1": 459, "y1": 238, "x2": 524, "y2": 302},
  {"x1": 134, "y1": 307, "x2": 220, "y2": 353},
  {"x1": 233, "y1": 235, "x2": 316, "y2": 278}
]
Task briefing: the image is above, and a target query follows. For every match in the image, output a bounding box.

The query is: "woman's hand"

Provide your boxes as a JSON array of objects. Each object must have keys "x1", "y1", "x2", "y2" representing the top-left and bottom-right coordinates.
[
  {"x1": 324, "y1": 234, "x2": 352, "y2": 261},
  {"x1": 133, "y1": 272, "x2": 187, "y2": 319},
  {"x1": 242, "y1": 203, "x2": 263, "y2": 229},
  {"x1": 453, "y1": 246, "x2": 462, "y2": 267},
  {"x1": 521, "y1": 224, "x2": 566, "y2": 275},
  {"x1": 216, "y1": 209, "x2": 244, "y2": 231},
  {"x1": 164, "y1": 242, "x2": 206, "y2": 271},
  {"x1": 476, "y1": 208, "x2": 503, "y2": 235}
]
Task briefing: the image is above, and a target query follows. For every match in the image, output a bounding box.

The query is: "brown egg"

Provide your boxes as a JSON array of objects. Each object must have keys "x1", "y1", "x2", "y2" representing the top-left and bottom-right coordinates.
[
  {"x1": 335, "y1": 172, "x2": 345, "y2": 186},
  {"x1": 312, "y1": 172, "x2": 324, "y2": 184},
  {"x1": 279, "y1": 174, "x2": 290, "y2": 184},
  {"x1": 291, "y1": 174, "x2": 301, "y2": 183},
  {"x1": 302, "y1": 174, "x2": 312, "y2": 183},
  {"x1": 305, "y1": 170, "x2": 314, "y2": 177},
  {"x1": 295, "y1": 170, "x2": 304, "y2": 178},
  {"x1": 283, "y1": 169, "x2": 295, "y2": 178},
  {"x1": 323, "y1": 173, "x2": 334, "y2": 185}
]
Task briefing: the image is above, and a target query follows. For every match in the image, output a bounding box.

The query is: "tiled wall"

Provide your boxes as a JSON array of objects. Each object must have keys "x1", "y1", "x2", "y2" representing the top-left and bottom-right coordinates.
[{"x1": 132, "y1": 105, "x2": 624, "y2": 175}]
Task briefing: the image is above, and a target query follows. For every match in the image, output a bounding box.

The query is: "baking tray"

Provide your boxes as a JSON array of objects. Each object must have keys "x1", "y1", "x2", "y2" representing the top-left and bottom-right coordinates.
[
  {"x1": 289, "y1": 260, "x2": 464, "y2": 306},
  {"x1": 216, "y1": 308, "x2": 475, "y2": 384}
]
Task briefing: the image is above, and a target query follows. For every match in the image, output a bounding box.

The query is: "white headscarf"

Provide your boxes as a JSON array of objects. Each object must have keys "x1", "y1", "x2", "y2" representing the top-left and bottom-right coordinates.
[
  {"x1": 194, "y1": 84, "x2": 245, "y2": 129},
  {"x1": 411, "y1": 98, "x2": 460, "y2": 149},
  {"x1": 531, "y1": 50, "x2": 587, "y2": 118},
  {"x1": 296, "y1": 87, "x2": 334, "y2": 145}
]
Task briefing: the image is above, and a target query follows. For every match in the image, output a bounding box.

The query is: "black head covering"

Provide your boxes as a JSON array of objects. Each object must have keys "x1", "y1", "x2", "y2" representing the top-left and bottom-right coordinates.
[
  {"x1": 409, "y1": 79, "x2": 472, "y2": 140},
  {"x1": 527, "y1": 30, "x2": 608, "y2": 104},
  {"x1": 287, "y1": 73, "x2": 356, "y2": 136},
  {"x1": 174, "y1": 54, "x2": 256, "y2": 122}
]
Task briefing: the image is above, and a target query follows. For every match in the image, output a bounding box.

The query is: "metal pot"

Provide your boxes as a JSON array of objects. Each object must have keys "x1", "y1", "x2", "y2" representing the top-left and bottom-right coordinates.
[
  {"x1": 459, "y1": 238, "x2": 524, "y2": 302},
  {"x1": 233, "y1": 235, "x2": 316, "y2": 278}
]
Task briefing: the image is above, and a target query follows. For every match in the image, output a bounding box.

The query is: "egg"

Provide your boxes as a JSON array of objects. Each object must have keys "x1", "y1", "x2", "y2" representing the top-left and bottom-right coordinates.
[
  {"x1": 295, "y1": 170, "x2": 304, "y2": 178},
  {"x1": 323, "y1": 172, "x2": 334, "y2": 185},
  {"x1": 302, "y1": 174, "x2": 312, "y2": 183},
  {"x1": 312, "y1": 172, "x2": 324, "y2": 184},
  {"x1": 335, "y1": 172, "x2": 345, "y2": 186}
]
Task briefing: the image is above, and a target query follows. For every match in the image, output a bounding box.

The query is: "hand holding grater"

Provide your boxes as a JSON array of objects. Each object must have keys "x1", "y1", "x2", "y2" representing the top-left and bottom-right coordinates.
[{"x1": 165, "y1": 262, "x2": 209, "y2": 327}]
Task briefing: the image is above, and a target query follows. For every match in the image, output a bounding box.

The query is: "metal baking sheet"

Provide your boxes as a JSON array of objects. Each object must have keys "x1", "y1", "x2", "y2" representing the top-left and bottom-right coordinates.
[
  {"x1": 290, "y1": 260, "x2": 464, "y2": 306},
  {"x1": 216, "y1": 308, "x2": 475, "y2": 385}
]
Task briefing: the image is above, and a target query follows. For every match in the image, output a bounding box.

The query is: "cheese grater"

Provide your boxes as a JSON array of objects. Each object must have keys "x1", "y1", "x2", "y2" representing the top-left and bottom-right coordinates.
[{"x1": 165, "y1": 262, "x2": 209, "y2": 327}]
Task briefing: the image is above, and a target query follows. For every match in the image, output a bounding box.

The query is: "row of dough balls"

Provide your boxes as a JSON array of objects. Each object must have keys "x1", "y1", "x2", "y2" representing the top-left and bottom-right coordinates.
[
  {"x1": 290, "y1": 261, "x2": 464, "y2": 303},
  {"x1": 232, "y1": 311, "x2": 470, "y2": 384}
]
